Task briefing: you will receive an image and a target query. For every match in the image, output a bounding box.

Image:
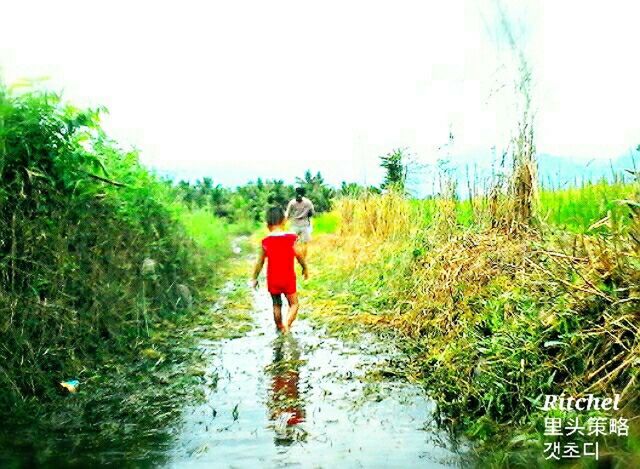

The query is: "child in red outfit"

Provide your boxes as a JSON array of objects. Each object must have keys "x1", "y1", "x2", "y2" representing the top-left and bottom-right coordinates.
[{"x1": 251, "y1": 206, "x2": 309, "y2": 333}]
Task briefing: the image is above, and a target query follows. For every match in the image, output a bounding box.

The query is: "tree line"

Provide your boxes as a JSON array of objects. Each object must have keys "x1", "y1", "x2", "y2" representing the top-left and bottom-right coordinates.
[{"x1": 174, "y1": 169, "x2": 385, "y2": 223}]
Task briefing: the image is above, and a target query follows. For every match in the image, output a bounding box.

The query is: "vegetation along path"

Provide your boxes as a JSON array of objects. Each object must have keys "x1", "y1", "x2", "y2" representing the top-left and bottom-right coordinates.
[{"x1": 166, "y1": 258, "x2": 466, "y2": 467}]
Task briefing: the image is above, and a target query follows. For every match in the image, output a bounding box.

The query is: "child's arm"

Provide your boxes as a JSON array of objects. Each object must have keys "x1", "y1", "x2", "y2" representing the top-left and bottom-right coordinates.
[
  {"x1": 294, "y1": 245, "x2": 309, "y2": 280},
  {"x1": 251, "y1": 247, "x2": 266, "y2": 289}
]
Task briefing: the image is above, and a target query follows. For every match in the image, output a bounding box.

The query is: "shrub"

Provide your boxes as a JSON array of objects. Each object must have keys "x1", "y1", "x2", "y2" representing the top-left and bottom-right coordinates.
[{"x1": 0, "y1": 84, "x2": 207, "y2": 406}]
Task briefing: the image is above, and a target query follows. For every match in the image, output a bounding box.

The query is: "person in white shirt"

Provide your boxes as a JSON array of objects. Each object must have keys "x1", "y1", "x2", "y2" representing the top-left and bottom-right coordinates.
[{"x1": 285, "y1": 187, "x2": 314, "y2": 258}]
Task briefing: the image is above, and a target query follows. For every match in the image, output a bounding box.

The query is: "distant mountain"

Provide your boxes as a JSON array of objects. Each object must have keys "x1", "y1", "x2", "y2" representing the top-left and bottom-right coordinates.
[
  {"x1": 537, "y1": 153, "x2": 637, "y2": 189},
  {"x1": 409, "y1": 151, "x2": 638, "y2": 198}
]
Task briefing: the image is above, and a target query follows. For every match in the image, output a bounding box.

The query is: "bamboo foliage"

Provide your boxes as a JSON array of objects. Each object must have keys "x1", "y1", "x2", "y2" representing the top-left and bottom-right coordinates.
[{"x1": 0, "y1": 84, "x2": 205, "y2": 405}]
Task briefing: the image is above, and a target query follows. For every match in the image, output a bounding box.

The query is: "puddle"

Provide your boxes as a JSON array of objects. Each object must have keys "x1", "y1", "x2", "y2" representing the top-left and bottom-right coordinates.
[{"x1": 166, "y1": 287, "x2": 466, "y2": 468}]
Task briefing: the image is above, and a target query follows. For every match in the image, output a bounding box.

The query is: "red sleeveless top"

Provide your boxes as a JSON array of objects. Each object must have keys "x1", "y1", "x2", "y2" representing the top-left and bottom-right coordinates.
[{"x1": 262, "y1": 233, "x2": 297, "y2": 294}]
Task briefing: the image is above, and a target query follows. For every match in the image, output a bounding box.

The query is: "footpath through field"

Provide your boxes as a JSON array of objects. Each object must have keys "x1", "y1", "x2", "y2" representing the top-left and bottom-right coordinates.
[{"x1": 165, "y1": 273, "x2": 467, "y2": 468}]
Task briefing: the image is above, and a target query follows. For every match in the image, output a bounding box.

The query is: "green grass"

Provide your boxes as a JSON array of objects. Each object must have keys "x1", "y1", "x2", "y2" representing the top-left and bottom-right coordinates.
[
  {"x1": 538, "y1": 180, "x2": 635, "y2": 232},
  {"x1": 179, "y1": 208, "x2": 232, "y2": 263},
  {"x1": 412, "y1": 181, "x2": 636, "y2": 232},
  {"x1": 0, "y1": 257, "x2": 253, "y2": 467},
  {"x1": 312, "y1": 211, "x2": 340, "y2": 234},
  {"x1": 411, "y1": 198, "x2": 479, "y2": 227}
]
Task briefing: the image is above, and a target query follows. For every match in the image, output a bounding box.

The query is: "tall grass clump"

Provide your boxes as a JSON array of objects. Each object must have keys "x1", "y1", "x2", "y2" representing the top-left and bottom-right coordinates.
[
  {"x1": 307, "y1": 167, "x2": 640, "y2": 460},
  {"x1": 0, "y1": 84, "x2": 219, "y2": 409},
  {"x1": 335, "y1": 190, "x2": 417, "y2": 240}
]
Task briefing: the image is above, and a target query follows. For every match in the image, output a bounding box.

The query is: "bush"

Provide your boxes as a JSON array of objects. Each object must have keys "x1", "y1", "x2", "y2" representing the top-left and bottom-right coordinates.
[{"x1": 0, "y1": 85, "x2": 209, "y2": 407}]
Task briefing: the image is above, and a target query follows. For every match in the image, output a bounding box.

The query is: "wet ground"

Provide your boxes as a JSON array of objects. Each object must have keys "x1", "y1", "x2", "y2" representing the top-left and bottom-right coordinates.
[{"x1": 166, "y1": 285, "x2": 466, "y2": 468}]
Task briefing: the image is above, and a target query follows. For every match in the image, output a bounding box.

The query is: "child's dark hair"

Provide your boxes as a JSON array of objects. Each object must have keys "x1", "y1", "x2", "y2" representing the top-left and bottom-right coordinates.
[
  {"x1": 266, "y1": 206, "x2": 285, "y2": 226},
  {"x1": 295, "y1": 187, "x2": 306, "y2": 197}
]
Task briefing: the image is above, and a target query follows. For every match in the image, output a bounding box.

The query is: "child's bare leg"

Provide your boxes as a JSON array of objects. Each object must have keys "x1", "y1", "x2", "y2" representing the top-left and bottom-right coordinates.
[
  {"x1": 299, "y1": 242, "x2": 308, "y2": 260},
  {"x1": 271, "y1": 294, "x2": 285, "y2": 332},
  {"x1": 273, "y1": 304, "x2": 284, "y2": 331},
  {"x1": 295, "y1": 239, "x2": 308, "y2": 260},
  {"x1": 285, "y1": 293, "x2": 299, "y2": 329}
]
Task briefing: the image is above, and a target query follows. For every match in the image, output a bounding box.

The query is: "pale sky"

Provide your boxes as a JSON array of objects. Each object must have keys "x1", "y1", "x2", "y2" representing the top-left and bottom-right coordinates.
[{"x1": 1, "y1": 0, "x2": 639, "y2": 187}]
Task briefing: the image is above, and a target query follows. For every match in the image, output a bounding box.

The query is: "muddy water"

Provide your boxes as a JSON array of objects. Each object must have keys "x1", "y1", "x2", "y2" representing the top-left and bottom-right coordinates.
[{"x1": 166, "y1": 286, "x2": 466, "y2": 468}]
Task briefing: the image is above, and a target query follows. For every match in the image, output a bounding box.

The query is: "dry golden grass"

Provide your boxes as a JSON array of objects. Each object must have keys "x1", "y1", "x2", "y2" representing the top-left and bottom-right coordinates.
[
  {"x1": 305, "y1": 188, "x2": 640, "y2": 426},
  {"x1": 334, "y1": 190, "x2": 418, "y2": 240}
]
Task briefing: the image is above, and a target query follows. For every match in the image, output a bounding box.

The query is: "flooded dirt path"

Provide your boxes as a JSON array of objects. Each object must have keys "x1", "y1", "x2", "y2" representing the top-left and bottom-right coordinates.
[{"x1": 166, "y1": 283, "x2": 465, "y2": 468}]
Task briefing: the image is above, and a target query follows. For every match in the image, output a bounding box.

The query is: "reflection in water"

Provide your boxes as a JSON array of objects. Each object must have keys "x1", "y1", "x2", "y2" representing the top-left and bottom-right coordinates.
[
  {"x1": 165, "y1": 287, "x2": 464, "y2": 467},
  {"x1": 265, "y1": 334, "x2": 306, "y2": 446}
]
